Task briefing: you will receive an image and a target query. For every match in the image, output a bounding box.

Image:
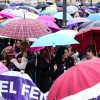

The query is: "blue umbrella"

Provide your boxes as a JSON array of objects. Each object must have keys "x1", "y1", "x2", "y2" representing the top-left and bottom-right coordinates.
[
  {"x1": 53, "y1": 12, "x2": 72, "y2": 20},
  {"x1": 88, "y1": 13, "x2": 100, "y2": 21},
  {"x1": 31, "y1": 32, "x2": 79, "y2": 47}
]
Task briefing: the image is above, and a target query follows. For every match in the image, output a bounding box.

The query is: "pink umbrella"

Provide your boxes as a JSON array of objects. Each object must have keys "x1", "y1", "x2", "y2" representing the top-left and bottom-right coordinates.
[
  {"x1": 0, "y1": 18, "x2": 51, "y2": 39},
  {"x1": 0, "y1": 10, "x2": 16, "y2": 18},
  {"x1": 0, "y1": 62, "x2": 8, "y2": 74},
  {"x1": 47, "y1": 58, "x2": 100, "y2": 100},
  {"x1": 38, "y1": 19, "x2": 60, "y2": 32},
  {"x1": 30, "y1": 46, "x2": 45, "y2": 52},
  {"x1": 37, "y1": 15, "x2": 56, "y2": 22}
]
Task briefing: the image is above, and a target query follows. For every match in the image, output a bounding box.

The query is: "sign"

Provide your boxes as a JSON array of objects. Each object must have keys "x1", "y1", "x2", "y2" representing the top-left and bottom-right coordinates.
[{"x1": 0, "y1": 71, "x2": 45, "y2": 100}]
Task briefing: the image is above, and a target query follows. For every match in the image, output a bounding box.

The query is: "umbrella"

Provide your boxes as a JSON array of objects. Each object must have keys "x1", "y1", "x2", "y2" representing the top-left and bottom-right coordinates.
[
  {"x1": 40, "y1": 9, "x2": 57, "y2": 16},
  {"x1": 0, "y1": 18, "x2": 51, "y2": 39},
  {"x1": 31, "y1": 32, "x2": 79, "y2": 47},
  {"x1": 0, "y1": 10, "x2": 16, "y2": 18},
  {"x1": 38, "y1": 19, "x2": 60, "y2": 32},
  {"x1": 21, "y1": 12, "x2": 39, "y2": 19},
  {"x1": 47, "y1": 58, "x2": 100, "y2": 100},
  {"x1": 53, "y1": 12, "x2": 72, "y2": 20},
  {"x1": 0, "y1": 62, "x2": 8, "y2": 74},
  {"x1": 30, "y1": 46, "x2": 45, "y2": 52},
  {"x1": 56, "y1": 2, "x2": 63, "y2": 7},
  {"x1": 67, "y1": 6, "x2": 78, "y2": 14},
  {"x1": 95, "y1": 2, "x2": 100, "y2": 8},
  {"x1": 0, "y1": 3, "x2": 7, "y2": 11},
  {"x1": 35, "y1": 3, "x2": 49, "y2": 9},
  {"x1": 88, "y1": 13, "x2": 100, "y2": 21},
  {"x1": 67, "y1": 17, "x2": 91, "y2": 26},
  {"x1": 18, "y1": 5, "x2": 40, "y2": 14},
  {"x1": 56, "y1": 30, "x2": 78, "y2": 38},
  {"x1": 72, "y1": 27, "x2": 100, "y2": 52},
  {"x1": 79, "y1": 20, "x2": 100, "y2": 31},
  {"x1": 37, "y1": 15, "x2": 56, "y2": 22}
]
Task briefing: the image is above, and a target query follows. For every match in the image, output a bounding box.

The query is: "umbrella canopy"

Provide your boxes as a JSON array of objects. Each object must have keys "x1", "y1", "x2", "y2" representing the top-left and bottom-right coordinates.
[
  {"x1": 88, "y1": 13, "x2": 100, "y2": 21},
  {"x1": 0, "y1": 18, "x2": 51, "y2": 39},
  {"x1": 53, "y1": 12, "x2": 72, "y2": 20},
  {"x1": 21, "y1": 12, "x2": 39, "y2": 19},
  {"x1": 18, "y1": 5, "x2": 40, "y2": 14},
  {"x1": 56, "y1": 30, "x2": 78, "y2": 38},
  {"x1": 72, "y1": 27, "x2": 100, "y2": 52},
  {"x1": 0, "y1": 9, "x2": 16, "y2": 18},
  {"x1": 38, "y1": 19, "x2": 60, "y2": 32},
  {"x1": 31, "y1": 31, "x2": 79, "y2": 47},
  {"x1": 67, "y1": 17, "x2": 91, "y2": 26},
  {"x1": 67, "y1": 6, "x2": 78, "y2": 14},
  {"x1": 79, "y1": 20, "x2": 100, "y2": 31},
  {"x1": 95, "y1": 2, "x2": 100, "y2": 8},
  {"x1": 35, "y1": 3, "x2": 49, "y2": 9},
  {"x1": 0, "y1": 3, "x2": 8, "y2": 11},
  {"x1": 0, "y1": 62, "x2": 8, "y2": 74},
  {"x1": 37, "y1": 15, "x2": 56, "y2": 22},
  {"x1": 47, "y1": 58, "x2": 100, "y2": 100}
]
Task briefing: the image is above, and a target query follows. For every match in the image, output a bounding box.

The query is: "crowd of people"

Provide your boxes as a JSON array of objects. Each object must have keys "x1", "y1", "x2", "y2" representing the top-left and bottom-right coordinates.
[
  {"x1": 0, "y1": 0, "x2": 99, "y2": 98},
  {"x1": 0, "y1": 38, "x2": 98, "y2": 93}
]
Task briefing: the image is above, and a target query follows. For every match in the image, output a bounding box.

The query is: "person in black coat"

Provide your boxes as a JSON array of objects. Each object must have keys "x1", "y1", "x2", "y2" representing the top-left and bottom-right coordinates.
[
  {"x1": 36, "y1": 47, "x2": 52, "y2": 93},
  {"x1": 50, "y1": 46, "x2": 74, "y2": 82}
]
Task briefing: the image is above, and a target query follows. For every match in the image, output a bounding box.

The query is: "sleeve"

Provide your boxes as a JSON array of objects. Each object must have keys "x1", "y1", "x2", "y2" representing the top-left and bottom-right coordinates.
[{"x1": 11, "y1": 57, "x2": 28, "y2": 70}]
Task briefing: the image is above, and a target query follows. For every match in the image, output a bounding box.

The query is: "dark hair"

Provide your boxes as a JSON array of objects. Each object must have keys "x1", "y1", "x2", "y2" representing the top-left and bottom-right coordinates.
[
  {"x1": 0, "y1": 54, "x2": 10, "y2": 66},
  {"x1": 55, "y1": 46, "x2": 68, "y2": 61},
  {"x1": 20, "y1": 40, "x2": 30, "y2": 48},
  {"x1": 16, "y1": 53, "x2": 23, "y2": 59},
  {"x1": 86, "y1": 45, "x2": 96, "y2": 56}
]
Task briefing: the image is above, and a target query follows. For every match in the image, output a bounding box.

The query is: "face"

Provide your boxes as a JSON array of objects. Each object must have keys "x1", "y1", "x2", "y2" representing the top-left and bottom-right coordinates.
[
  {"x1": 62, "y1": 49, "x2": 69, "y2": 59},
  {"x1": 16, "y1": 41, "x2": 20, "y2": 48},
  {"x1": 86, "y1": 51, "x2": 94, "y2": 60},
  {"x1": 20, "y1": 45, "x2": 26, "y2": 53},
  {"x1": 1, "y1": 60, "x2": 7, "y2": 66},
  {"x1": 68, "y1": 47, "x2": 74, "y2": 57},
  {"x1": 50, "y1": 47, "x2": 55, "y2": 55}
]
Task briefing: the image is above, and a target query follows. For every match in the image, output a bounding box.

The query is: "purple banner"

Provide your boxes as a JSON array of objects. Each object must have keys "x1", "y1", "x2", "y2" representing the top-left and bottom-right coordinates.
[{"x1": 0, "y1": 73, "x2": 45, "y2": 100}]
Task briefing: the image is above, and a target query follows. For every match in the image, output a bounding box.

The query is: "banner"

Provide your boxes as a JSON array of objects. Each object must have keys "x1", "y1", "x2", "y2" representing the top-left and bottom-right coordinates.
[{"x1": 0, "y1": 71, "x2": 45, "y2": 100}]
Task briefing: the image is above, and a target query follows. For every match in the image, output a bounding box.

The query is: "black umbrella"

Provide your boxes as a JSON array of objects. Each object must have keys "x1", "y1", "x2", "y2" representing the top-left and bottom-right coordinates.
[
  {"x1": 35, "y1": 3, "x2": 49, "y2": 9},
  {"x1": 46, "y1": 1, "x2": 53, "y2": 5}
]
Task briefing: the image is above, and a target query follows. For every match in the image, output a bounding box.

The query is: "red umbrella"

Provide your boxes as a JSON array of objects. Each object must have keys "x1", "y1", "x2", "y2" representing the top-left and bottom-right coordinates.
[
  {"x1": 72, "y1": 27, "x2": 100, "y2": 52},
  {"x1": 47, "y1": 58, "x2": 100, "y2": 100},
  {"x1": 0, "y1": 18, "x2": 51, "y2": 39}
]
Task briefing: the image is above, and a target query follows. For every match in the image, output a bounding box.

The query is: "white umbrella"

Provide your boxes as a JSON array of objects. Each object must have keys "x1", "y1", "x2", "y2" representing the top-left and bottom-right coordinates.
[{"x1": 67, "y1": 6, "x2": 78, "y2": 14}]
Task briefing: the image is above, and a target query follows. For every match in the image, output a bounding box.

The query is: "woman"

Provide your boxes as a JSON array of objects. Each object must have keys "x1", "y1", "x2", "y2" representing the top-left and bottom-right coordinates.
[
  {"x1": 0, "y1": 54, "x2": 10, "y2": 68},
  {"x1": 50, "y1": 46, "x2": 74, "y2": 82},
  {"x1": 37, "y1": 47, "x2": 51, "y2": 93},
  {"x1": 81, "y1": 45, "x2": 96, "y2": 61}
]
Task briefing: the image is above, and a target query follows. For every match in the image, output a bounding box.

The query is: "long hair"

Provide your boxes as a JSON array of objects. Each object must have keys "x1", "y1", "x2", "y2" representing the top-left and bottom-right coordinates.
[{"x1": 55, "y1": 46, "x2": 68, "y2": 62}]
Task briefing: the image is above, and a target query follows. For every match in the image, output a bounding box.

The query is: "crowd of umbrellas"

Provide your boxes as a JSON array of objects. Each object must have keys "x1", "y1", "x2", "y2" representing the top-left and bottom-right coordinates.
[{"x1": 0, "y1": 1, "x2": 100, "y2": 100}]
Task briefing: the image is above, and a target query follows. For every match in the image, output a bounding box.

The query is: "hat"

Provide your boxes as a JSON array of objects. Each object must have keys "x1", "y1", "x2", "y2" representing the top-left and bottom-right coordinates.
[
  {"x1": 0, "y1": 62, "x2": 8, "y2": 74},
  {"x1": 5, "y1": 46, "x2": 16, "y2": 56}
]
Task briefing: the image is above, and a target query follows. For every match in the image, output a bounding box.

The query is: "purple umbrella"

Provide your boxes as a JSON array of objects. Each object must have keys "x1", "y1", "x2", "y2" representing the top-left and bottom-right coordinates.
[
  {"x1": 38, "y1": 19, "x2": 60, "y2": 32},
  {"x1": 67, "y1": 17, "x2": 91, "y2": 26}
]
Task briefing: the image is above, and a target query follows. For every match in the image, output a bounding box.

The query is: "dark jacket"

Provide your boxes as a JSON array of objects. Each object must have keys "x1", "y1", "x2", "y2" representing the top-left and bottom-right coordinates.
[
  {"x1": 36, "y1": 55, "x2": 51, "y2": 93},
  {"x1": 50, "y1": 57, "x2": 74, "y2": 82}
]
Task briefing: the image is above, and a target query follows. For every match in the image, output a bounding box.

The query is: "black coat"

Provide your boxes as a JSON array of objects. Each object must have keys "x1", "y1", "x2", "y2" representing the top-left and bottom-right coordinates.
[
  {"x1": 50, "y1": 57, "x2": 74, "y2": 82},
  {"x1": 36, "y1": 55, "x2": 51, "y2": 93}
]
